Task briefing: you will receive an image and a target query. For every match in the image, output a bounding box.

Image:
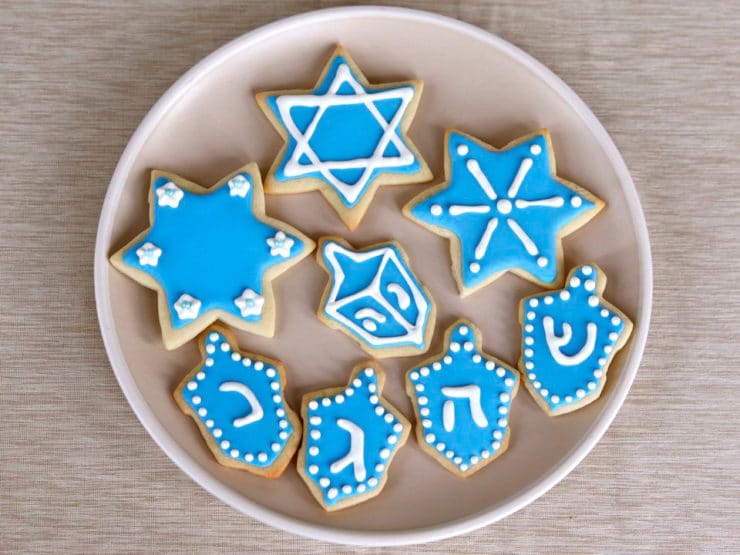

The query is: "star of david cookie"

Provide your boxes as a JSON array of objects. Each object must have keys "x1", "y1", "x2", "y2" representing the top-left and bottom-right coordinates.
[
  {"x1": 316, "y1": 236, "x2": 436, "y2": 358},
  {"x1": 174, "y1": 325, "x2": 301, "y2": 478},
  {"x1": 297, "y1": 362, "x2": 410, "y2": 511},
  {"x1": 406, "y1": 319, "x2": 519, "y2": 477},
  {"x1": 110, "y1": 163, "x2": 315, "y2": 349},
  {"x1": 404, "y1": 129, "x2": 603, "y2": 295},
  {"x1": 257, "y1": 45, "x2": 432, "y2": 230},
  {"x1": 519, "y1": 264, "x2": 633, "y2": 415}
]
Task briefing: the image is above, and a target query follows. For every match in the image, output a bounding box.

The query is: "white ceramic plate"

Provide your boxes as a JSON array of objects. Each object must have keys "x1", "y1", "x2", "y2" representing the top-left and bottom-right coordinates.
[{"x1": 94, "y1": 6, "x2": 652, "y2": 546}]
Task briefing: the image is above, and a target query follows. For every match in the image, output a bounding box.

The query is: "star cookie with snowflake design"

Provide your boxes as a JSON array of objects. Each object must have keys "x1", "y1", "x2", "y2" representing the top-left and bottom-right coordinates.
[
  {"x1": 257, "y1": 46, "x2": 432, "y2": 230},
  {"x1": 404, "y1": 130, "x2": 603, "y2": 295},
  {"x1": 406, "y1": 319, "x2": 519, "y2": 477},
  {"x1": 519, "y1": 264, "x2": 633, "y2": 415},
  {"x1": 174, "y1": 325, "x2": 301, "y2": 477},
  {"x1": 297, "y1": 362, "x2": 410, "y2": 511},
  {"x1": 110, "y1": 163, "x2": 315, "y2": 349}
]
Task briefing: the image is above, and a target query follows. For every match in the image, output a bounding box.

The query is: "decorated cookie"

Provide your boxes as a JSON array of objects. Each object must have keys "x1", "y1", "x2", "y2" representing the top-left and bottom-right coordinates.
[
  {"x1": 110, "y1": 163, "x2": 315, "y2": 350},
  {"x1": 316, "y1": 236, "x2": 435, "y2": 358},
  {"x1": 256, "y1": 46, "x2": 432, "y2": 230},
  {"x1": 404, "y1": 130, "x2": 603, "y2": 295},
  {"x1": 297, "y1": 363, "x2": 410, "y2": 511},
  {"x1": 519, "y1": 264, "x2": 633, "y2": 415},
  {"x1": 173, "y1": 326, "x2": 301, "y2": 477},
  {"x1": 405, "y1": 319, "x2": 519, "y2": 477}
]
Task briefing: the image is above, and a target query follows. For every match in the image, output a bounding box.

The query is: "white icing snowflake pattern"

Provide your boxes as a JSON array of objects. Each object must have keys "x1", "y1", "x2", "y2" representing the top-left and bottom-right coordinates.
[
  {"x1": 156, "y1": 181, "x2": 184, "y2": 208},
  {"x1": 135, "y1": 242, "x2": 162, "y2": 266},
  {"x1": 174, "y1": 293, "x2": 201, "y2": 320},
  {"x1": 234, "y1": 288, "x2": 264, "y2": 318},
  {"x1": 266, "y1": 231, "x2": 294, "y2": 258}
]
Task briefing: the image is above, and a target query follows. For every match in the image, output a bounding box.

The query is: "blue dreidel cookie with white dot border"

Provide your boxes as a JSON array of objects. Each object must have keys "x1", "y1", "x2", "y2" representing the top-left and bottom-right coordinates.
[
  {"x1": 519, "y1": 264, "x2": 633, "y2": 416},
  {"x1": 109, "y1": 163, "x2": 315, "y2": 350},
  {"x1": 256, "y1": 45, "x2": 432, "y2": 230},
  {"x1": 316, "y1": 236, "x2": 436, "y2": 358},
  {"x1": 174, "y1": 325, "x2": 301, "y2": 478},
  {"x1": 404, "y1": 129, "x2": 603, "y2": 295},
  {"x1": 297, "y1": 363, "x2": 410, "y2": 511},
  {"x1": 406, "y1": 319, "x2": 519, "y2": 477}
]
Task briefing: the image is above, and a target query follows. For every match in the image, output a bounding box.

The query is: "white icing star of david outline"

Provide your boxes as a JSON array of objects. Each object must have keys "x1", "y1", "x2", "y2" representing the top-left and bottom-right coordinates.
[{"x1": 258, "y1": 46, "x2": 432, "y2": 230}]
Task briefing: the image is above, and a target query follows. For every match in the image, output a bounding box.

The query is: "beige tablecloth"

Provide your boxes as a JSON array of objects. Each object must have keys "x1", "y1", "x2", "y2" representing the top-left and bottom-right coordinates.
[{"x1": 2, "y1": 1, "x2": 738, "y2": 552}]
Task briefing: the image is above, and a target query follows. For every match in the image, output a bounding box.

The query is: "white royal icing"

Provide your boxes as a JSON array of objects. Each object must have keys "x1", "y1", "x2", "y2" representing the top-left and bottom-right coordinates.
[
  {"x1": 234, "y1": 288, "x2": 264, "y2": 317},
  {"x1": 173, "y1": 293, "x2": 201, "y2": 320},
  {"x1": 156, "y1": 181, "x2": 184, "y2": 208}
]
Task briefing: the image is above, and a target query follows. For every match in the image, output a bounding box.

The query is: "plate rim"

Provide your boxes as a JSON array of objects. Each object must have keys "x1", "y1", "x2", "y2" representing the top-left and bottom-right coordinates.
[{"x1": 94, "y1": 5, "x2": 653, "y2": 546}]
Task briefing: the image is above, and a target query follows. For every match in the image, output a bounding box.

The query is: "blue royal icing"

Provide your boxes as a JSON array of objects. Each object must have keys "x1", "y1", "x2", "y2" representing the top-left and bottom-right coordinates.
[
  {"x1": 262, "y1": 51, "x2": 422, "y2": 209},
  {"x1": 120, "y1": 168, "x2": 310, "y2": 331},
  {"x1": 319, "y1": 239, "x2": 434, "y2": 353},
  {"x1": 520, "y1": 264, "x2": 632, "y2": 414},
  {"x1": 177, "y1": 329, "x2": 297, "y2": 469},
  {"x1": 407, "y1": 321, "x2": 519, "y2": 475},
  {"x1": 301, "y1": 366, "x2": 409, "y2": 509},
  {"x1": 407, "y1": 131, "x2": 601, "y2": 291}
]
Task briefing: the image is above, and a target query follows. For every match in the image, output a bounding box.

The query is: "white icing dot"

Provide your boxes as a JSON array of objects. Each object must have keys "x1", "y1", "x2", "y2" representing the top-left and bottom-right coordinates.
[
  {"x1": 321, "y1": 398, "x2": 331, "y2": 407},
  {"x1": 525, "y1": 324, "x2": 534, "y2": 332},
  {"x1": 257, "y1": 452, "x2": 267, "y2": 462},
  {"x1": 604, "y1": 345, "x2": 613, "y2": 354},
  {"x1": 598, "y1": 358, "x2": 606, "y2": 366},
  {"x1": 271, "y1": 442, "x2": 280, "y2": 452},
  {"x1": 380, "y1": 448, "x2": 390, "y2": 459},
  {"x1": 457, "y1": 144, "x2": 469, "y2": 156},
  {"x1": 609, "y1": 332, "x2": 618, "y2": 341},
  {"x1": 409, "y1": 371, "x2": 419, "y2": 381},
  {"x1": 459, "y1": 325, "x2": 469, "y2": 335},
  {"x1": 492, "y1": 441, "x2": 501, "y2": 450},
  {"x1": 327, "y1": 488, "x2": 338, "y2": 500},
  {"x1": 369, "y1": 395, "x2": 378, "y2": 404},
  {"x1": 481, "y1": 450, "x2": 490, "y2": 459},
  {"x1": 544, "y1": 296, "x2": 554, "y2": 305},
  {"x1": 393, "y1": 423, "x2": 403, "y2": 433},
  {"x1": 230, "y1": 449, "x2": 239, "y2": 457},
  {"x1": 266, "y1": 368, "x2": 276, "y2": 378},
  {"x1": 528, "y1": 372, "x2": 536, "y2": 380},
  {"x1": 254, "y1": 361, "x2": 264, "y2": 371},
  {"x1": 198, "y1": 408, "x2": 207, "y2": 417},
  {"x1": 357, "y1": 484, "x2": 366, "y2": 493},
  {"x1": 432, "y1": 362, "x2": 442, "y2": 371},
  {"x1": 525, "y1": 336, "x2": 534, "y2": 345},
  {"x1": 493, "y1": 430, "x2": 503, "y2": 440},
  {"x1": 582, "y1": 266, "x2": 593, "y2": 275},
  {"x1": 496, "y1": 368, "x2": 505, "y2": 377},
  {"x1": 470, "y1": 455, "x2": 480, "y2": 465},
  {"x1": 375, "y1": 463, "x2": 385, "y2": 472},
  {"x1": 385, "y1": 413, "x2": 395, "y2": 422},
  {"x1": 205, "y1": 419, "x2": 214, "y2": 428},
  {"x1": 537, "y1": 256, "x2": 548, "y2": 268},
  {"x1": 436, "y1": 443, "x2": 446, "y2": 452},
  {"x1": 505, "y1": 377, "x2": 514, "y2": 386},
  {"x1": 336, "y1": 394, "x2": 345, "y2": 404},
  {"x1": 585, "y1": 279, "x2": 596, "y2": 291},
  {"x1": 279, "y1": 431, "x2": 288, "y2": 440},
  {"x1": 423, "y1": 419, "x2": 432, "y2": 428},
  {"x1": 420, "y1": 367, "x2": 430, "y2": 377},
  {"x1": 533, "y1": 381, "x2": 541, "y2": 388},
  {"x1": 473, "y1": 354, "x2": 482, "y2": 363},
  {"x1": 187, "y1": 382, "x2": 197, "y2": 391},
  {"x1": 319, "y1": 478, "x2": 330, "y2": 487},
  {"x1": 587, "y1": 382, "x2": 596, "y2": 391},
  {"x1": 311, "y1": 430, "x2": 321, "y2": 440},
  {"x1": 430, "y1": 204, "x2": 443, "y2": 216},
  {"x1": 368, "y1": 383, "x2": 377, "y2": 393},
  {"x1": 601, "y1": 309, "x2": 609, "y2": 318},
  {"x1": 364, "y1": 368, "x2": 374, "y2": 377},
  {"x1": 588, "y1": 296, "x2": 599, "y2": 307},
  {"x1": 612, "y1": 316, "x2": 621, "y2": 326},
  {"x1": 450, "y1": 342, "x2": 460, "y2": 352},
  {"x1": 220, "y1": 440, "x2": 230, "y2": 449},
  {"x1": 525, "y1": 361, "x2": 534, "y2": 370},
  {"x1": 460, "y1": 463, "x2": 469, "y2": 472},
  {"x1": 551, "y1": 395, "x2": 560, "y2": 403},
  {"x1": 242, "y1": 358, "x2": 251, "y2": 367},
  {"x1": 368, "y1": 477, "x2": 379, "y2": 487},
  {"x1": 191, "y1": 395, "x2": 201, "y2": 405},
  {"x1": 245, "y1": 453, "x2": 254, "y2": 462},
  {"x1": 205, "y1": 358, "x2": 214, "y2": 367},
  {"x1": 570, "y1": 277, "x2": 581, "y2": 288},
  {"x1": 388, "y1": 435, "x2": 398, "y2": 445},
  {"x1": 571, "y1": 196, "x2": 583, "y2": 207},
  {"x1": 530, "y1": 144, "x2": 542, "y2": 155},
  {"x1": 541, "y1": 389, "x2": 549, "y2": 397},
  {"x1": 446, "y1": 451, "x2": 454, "y2": 459},
  {"x1": 346, "y1": 388, "x2": 354, "y2": 396},
  {"x1": 208, "y1": 333, "x2": 219, "y2": 342},
  {"x1": 576, "y1": 389, "x2": 586, "y2": 398},
  {"x1": 443, "y1": 355, "x2": 453, "y2": 364},
  {"x1": 342, "y1": 485, "x2": 352, "y2": 494},
  {"x1": 353, "y1": 378, "x2": 362, "y2": 387},
  {"x1": 220, "y1": 342, "x2": 230, "y2": 352},
  {"x1": 496, "y1": 199, "x2": 512, "y2": 214},
  {"x1": 560, "y1": 290, "x2": 571, "y2": 301},
  {"x1": 309, "y1": 465, "x2": 319, "y2": 474},
  {"x1": 419, "y1": 408, "x2": 430, "y2": 417},
  {"x1": 463, "y1": 341, "x2": 474, "y2": 351},
  {"x1": 565, "y1": 395, "x2": 573, "y2": 403},
  {"x1": 196, "y1": 371, "x2": 206, "y2": 380},
  {"x1": 499, "y1": 393, "x2": 510, "y2": 403},
  {"x1": 309, "y1": 446, "x2": 319, "y2": 456},
  {"x1": 231, "y1": 352, "x2": 241, "y2": 362},
  {"x1": 485, "y1": 361, "x2": 495, "y2": 371},
  {"x1": 470, "y1": 262, "x2": 480, "y2": 273},
  {"x1": 206, "y1": 344, "x2": 215, "y2": 354},
  {"x1": 524, "y1": 348, "x2": 534, "y2": 357},
  {"x1": 375, "y1": 406, "x2": 384, "y2": 416},
  {"x1": 415, "y1": 384, "x2": 424, "y2": 392},
  {"x1": 270, "y1": 382, "x2": 279, "y2": 391},
  {"x1": 529, "y1": 298, "x2": 539, "y2": 308},
  {"x1": 594, "y1": 369, "x2": 603, "y2": 378},
  {"x1": 418, "y1": 396, "x2": 428, "y2": 406},
  {"x1": 453, "y1": 456, "x2": 462, "y2": 464},
  {"x1": 425, "y1": 433, "x2": 436, "y2": 443},
  {"x1": 526, "y1": 311, "x2": 535, "y2": 320},
  {"x1": 272, "y1": 395, "x2": 281, "y2": 403}
]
